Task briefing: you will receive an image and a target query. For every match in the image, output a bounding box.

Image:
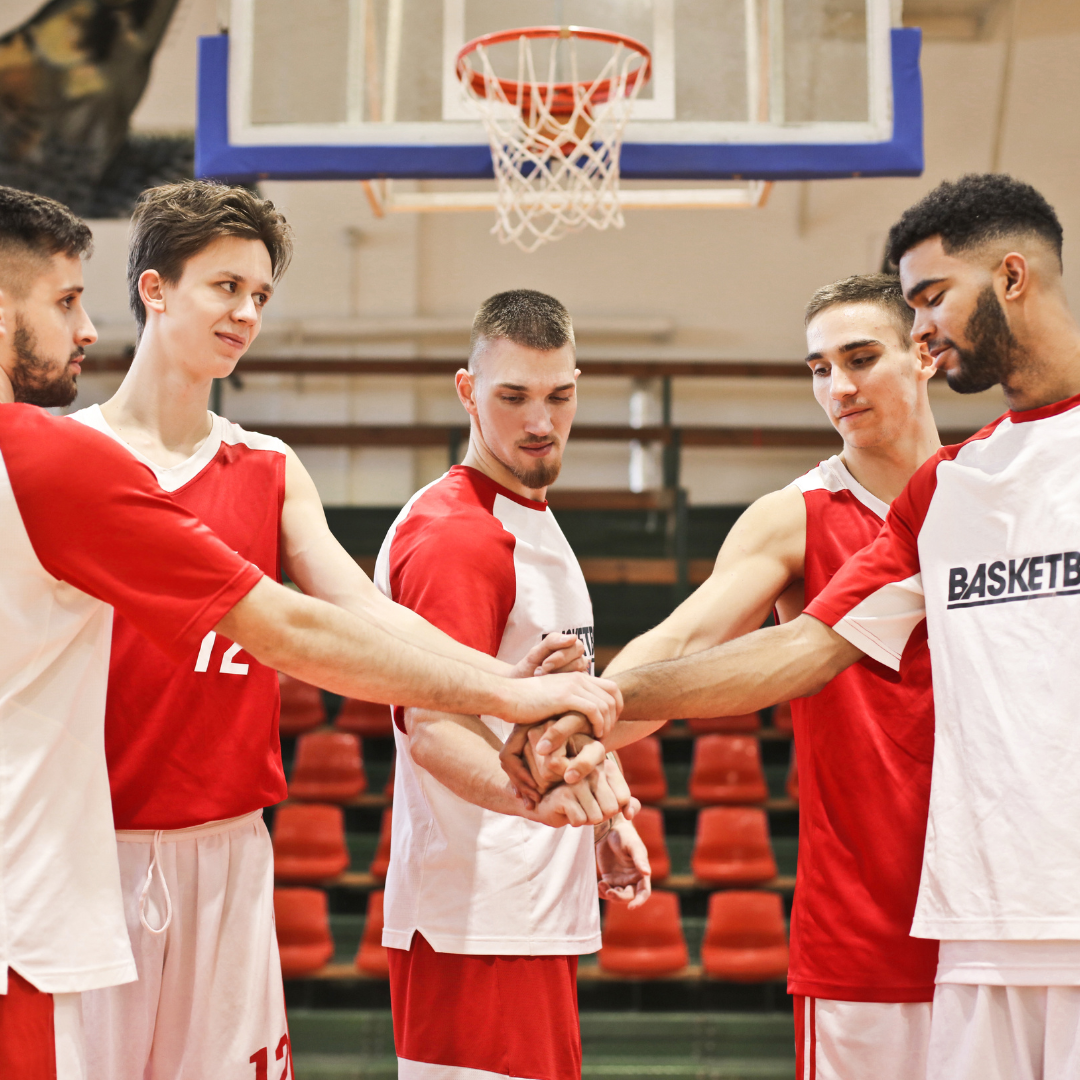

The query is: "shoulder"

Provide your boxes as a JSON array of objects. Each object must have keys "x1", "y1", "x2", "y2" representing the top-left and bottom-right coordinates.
[
  {"x1": 730, "y1": 485, "x2": 807, "y2": 551},
  {"x1": 218, "y1": 417, "x2": 288, "y2": 457}
]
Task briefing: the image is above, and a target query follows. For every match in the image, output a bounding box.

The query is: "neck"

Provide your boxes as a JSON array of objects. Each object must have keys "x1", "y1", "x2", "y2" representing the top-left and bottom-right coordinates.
[
  {"x1": 101, "y1": 324, "x2": 217, "y2": 457},
  {"x1": 840, "y1": 402, "x2": 942, "y2": 504},
  {"x1": 0, "y1": 365, "x2": 13, "y2": 404},
  {"x1": 1000, "y1": 305, "x2": 1080, "y2": 412},
  {"x1": 461, "y1": 432, "x2": 550, "y2": 503}
]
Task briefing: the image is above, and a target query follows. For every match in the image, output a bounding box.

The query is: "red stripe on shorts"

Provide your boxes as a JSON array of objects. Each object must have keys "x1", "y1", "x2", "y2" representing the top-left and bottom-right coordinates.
[{"x1": 388, "y1": 932, "x2": 580, "y2": 1080}]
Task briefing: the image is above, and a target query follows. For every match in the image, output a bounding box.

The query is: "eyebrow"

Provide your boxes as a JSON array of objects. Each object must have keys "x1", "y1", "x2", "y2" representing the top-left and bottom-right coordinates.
[
  {"x1": 496, "y1": 382, "x2": 576, "y2": 392},
  {"x1": 904, "y1": 276, "x2": 945, "y2": 303},
  {"x1": 804, "y1": 339, "x2": 885, "y2": 363}
]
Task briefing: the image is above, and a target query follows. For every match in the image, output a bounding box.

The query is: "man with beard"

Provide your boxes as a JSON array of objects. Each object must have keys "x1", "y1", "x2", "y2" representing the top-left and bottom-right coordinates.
[
  {"x1": 520, "y1": 174, "x2": 1080, "y2": 1079},
  {"x1": 0, "y1": 188, "x2": 623, "y2": 1078},
  {"x1": 374, "y1": 290, "x2": 651, "y2": 1080}
]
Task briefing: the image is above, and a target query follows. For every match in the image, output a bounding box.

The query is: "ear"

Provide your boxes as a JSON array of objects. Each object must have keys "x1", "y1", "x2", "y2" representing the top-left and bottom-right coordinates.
[
  {"x1": 455, "y1": 368, "x2": 478, "y2": 418},
  {"x1": 913, "y1": 339, "x2": 938, "y2": 382},
  {"x1": 998, "y1": 252, "x2": 1030, "y2": 303},
  {"x1": 138, "y1": 269, "x2": 167, "y2": 318}
]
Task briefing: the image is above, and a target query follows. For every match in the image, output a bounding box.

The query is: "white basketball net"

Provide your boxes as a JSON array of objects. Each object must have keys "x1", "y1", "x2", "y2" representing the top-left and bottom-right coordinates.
[{"x1": 459, "y1": 32, "x2": 649, "y2": 253}]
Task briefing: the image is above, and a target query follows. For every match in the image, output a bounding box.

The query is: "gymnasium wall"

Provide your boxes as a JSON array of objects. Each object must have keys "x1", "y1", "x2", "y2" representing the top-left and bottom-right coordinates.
[{"x1": 66, "y1": 0, "x2": 1080, "y2": 504}]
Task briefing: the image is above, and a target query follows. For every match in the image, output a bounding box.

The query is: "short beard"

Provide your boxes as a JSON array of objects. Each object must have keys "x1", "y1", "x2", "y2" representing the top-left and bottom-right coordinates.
[
  {"x1": 944, "y1": 285, "x2": 1022, "y2": 395},
  {"x1": 497, "y1": 445, "x2": 563, "y2": 490},
  {"x1": 9, "y1": 319, "x2": 80, "y2": 407}
]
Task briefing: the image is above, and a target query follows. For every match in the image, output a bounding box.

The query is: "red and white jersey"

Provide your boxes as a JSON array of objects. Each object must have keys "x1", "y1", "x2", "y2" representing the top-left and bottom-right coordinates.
[
  {"x1": 0, "y1": 405, "x2": 260, "y2": 992},
  {"x1": 787, "y1": 455, "x2": 937, "y2": 1002},
  {"x1": 808, "y1": 393, "x2": 1080, "y2": 942},
  {"x1": 374, "y1": 465, "x2": 600, "y2": 956},
  {"x1": 72, "y1": 406, "x2": 288, "y2": 829}
]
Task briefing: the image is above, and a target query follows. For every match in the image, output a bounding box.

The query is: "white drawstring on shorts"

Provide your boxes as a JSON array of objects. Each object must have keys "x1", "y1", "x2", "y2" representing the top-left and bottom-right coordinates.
[{"x1": 137, "y1": 830, "x2": 173, "y2": 935}]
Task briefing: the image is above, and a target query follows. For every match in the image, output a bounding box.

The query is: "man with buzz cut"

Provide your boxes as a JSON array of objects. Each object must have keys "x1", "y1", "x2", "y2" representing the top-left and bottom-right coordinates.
[
  {"x1": 0, "y1": 185, "x2": 622, "y2": 1079},
  {"x1": 376, "y1": 290, "x2": 652, "y2": 1080},
  {"x1": 65, "y1": 181, "x2": 632, "y2": 1080},
  {"x1": 505, "y1": 274, "x2": 941, "y2": 1079},
  {"x1": 528, "y1": 175, "x2": 1080, "y2": 1079}
]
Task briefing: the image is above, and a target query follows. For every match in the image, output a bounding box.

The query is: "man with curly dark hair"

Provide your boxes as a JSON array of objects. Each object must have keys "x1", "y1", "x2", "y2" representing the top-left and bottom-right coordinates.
[{"x1": 526, "y1": 174, "x2": 1080, "y2": 1078}]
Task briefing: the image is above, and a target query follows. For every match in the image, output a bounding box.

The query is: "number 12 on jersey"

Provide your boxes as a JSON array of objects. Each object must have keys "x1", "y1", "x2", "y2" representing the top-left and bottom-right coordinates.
[{"x1": 194, "y1": 630, "x2": 250, "y2": 675}]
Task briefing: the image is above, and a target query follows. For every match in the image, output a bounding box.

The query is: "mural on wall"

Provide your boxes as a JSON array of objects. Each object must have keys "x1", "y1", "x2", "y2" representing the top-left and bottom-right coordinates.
[{"x1": 0, "y1": 0, "x2": 190, "y2": 217}]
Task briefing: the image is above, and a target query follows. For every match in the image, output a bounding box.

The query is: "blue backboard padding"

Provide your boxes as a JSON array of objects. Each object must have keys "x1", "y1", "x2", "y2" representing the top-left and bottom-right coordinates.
[{"x1": 196, "y1": 29, "x2": 922, "y2": 183}]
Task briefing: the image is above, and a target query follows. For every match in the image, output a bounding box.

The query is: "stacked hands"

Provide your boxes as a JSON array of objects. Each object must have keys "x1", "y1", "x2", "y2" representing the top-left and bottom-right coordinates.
[{"x1": 501, "y1": 633, "x2": 651, "y2": 909}]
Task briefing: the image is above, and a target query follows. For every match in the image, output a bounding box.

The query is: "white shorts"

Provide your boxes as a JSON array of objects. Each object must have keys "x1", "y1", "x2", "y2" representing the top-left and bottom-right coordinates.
[
  {"x1": 927, "y1": 984, "x2": 1080, "y2": 1080},
  {"x1": 80, "y1": 811, "x2": 290, "y2": 1080},
  {"x1": 794, "y1": 995, "x2": 932, "y2": 1080}
]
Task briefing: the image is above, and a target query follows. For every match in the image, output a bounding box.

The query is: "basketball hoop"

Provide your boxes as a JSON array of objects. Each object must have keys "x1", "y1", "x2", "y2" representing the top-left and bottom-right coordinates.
[{"x1": 456, "y1": 26, "x2": 652, "y2": 253}]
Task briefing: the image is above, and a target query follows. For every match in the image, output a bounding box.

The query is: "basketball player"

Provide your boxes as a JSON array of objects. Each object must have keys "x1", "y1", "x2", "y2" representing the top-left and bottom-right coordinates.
[
  {"x1": 65, "y1": 182, "x2": 628, "y2": 1080},
  {"x1": 538, "y1": 175, "x2": 1080, "y2": 1080},
  {"x1": 377, "y1": 291, "x2": 651, "y2": 1080},
  {"x1": 506, "y1": 274, "x2": 941, "y2": 1078},
  {"x1": 0, "y1": 187, "x2": 621, "y2": 1078}
]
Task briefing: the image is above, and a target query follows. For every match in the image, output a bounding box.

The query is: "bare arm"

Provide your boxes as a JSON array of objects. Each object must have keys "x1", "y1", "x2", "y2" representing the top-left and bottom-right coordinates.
[
  {"x1": 215, "y1": 577, "x2": 620, "y2": 729},
  {"x1": 279, "y1": 448, "x2": 585, "y2": 677},
  {"x1": 405, "y1": 707, "x2": 633, "y2": 827},
  {"x1": 500, "y1": 488, "x2": 810, "y2": 788}
]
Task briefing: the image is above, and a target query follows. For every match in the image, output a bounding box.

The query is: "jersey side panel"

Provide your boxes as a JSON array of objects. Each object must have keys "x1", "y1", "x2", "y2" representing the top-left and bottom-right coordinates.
[
  {"x1": 790, "y1": 482, "x2": 937, "y2": 1002},
  {"x1": 105, "y1": 439, "x2": 287, "y2": 830}
]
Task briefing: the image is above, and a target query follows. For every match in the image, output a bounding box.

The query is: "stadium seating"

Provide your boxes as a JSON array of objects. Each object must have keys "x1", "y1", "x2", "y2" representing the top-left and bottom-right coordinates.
[
  {"x1": 688, "y1": 735, "x2": 769, "y2": 805},
  {"x1": 277, "y1": 673, "x2": 326, "y2": 737},
  {"x1": 272, "y1": 804, "x2": 350, "y2": 883},
  {"x1": 786, "y1": 750, "x2": 799, "y2": 802},
  {"x1": 598, "y1": 890, "x2": 689, "y2": 977},
  {"x1": 384, "y1": 758, "x2": 395, "y2": 799},
  {"x1": 617, "y1": 736, "x2": 667, "y2": 804},
  {"x1": 288, "y1": 731, "x2": 367, "y2": 803},
  {"x1": 354, "y1": 889, "x2": 390, "y2": 977},
  {"x1": 687, "y1": 713, "x2": 761, "y2": 735},
  {"x1": 628, "y1": 806, "x2": 671, "y2": 882},
  {"x1": 335, "y1": 699, "x2": 395, "y2": 737},
  {"x1": 700, "y1": 891, "x2": 789, "y2": 982},
  {"x1": 274, "y1": 887, "x2": 334, "y2": 978},
  {"x1": 370, "y1": 808, "x2": 393, "y2": 881},
  {"x1": 691, "y1": 807, "x2": 777, "y2": 885},
  {"x1": 771, "y1": 701, "x2": 793, "y2": 734}
]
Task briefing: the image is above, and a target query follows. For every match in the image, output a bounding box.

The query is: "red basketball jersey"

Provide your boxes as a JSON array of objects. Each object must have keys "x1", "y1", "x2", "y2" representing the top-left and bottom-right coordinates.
[
  {"x1": 72, "y1": 406, "x2": 288, "y2": 830},
  {"x1": 788, "y1": 455, "x2": 938, "y2": 1003}
]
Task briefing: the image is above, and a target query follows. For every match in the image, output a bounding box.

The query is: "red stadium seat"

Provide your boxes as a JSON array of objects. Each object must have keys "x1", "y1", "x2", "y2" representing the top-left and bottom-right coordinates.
[
  {"x1": 786, "y1": 749, "x2": 799, "y2": 802},
  {"x1": 272, "y1": 804, "x2": 350, "y2": 883},
  {"x1": 771, "y1": 701, "x2": 794, "y2": 734},
  {"x1": 688, "y1": 735, "x2": 768, "y2": 805},
  {"x1": 687, "y1": 713, "x2": 761, "y2": 735},
  {"x1": 335, "y1": 699, "x2": 395, "y2": 737},
  {"x1": 617, "y1": 736, "x2": 667, "y2": 804},
  {"x1": 354, "y1": 889, "x2": 389, "y2": 977},
  {"x1": 288, "y1": 731, "x2": 367, "y2": 803},
  {"x1": 701, "y1": 891, "x2": 789, "y2": 982},
  {"x1": 274, "y1": 887, "x2": 334, "y2": 978},
  {"x1": 691, "y1": 807, "x2": 777, "y2": 885},
  {"x1": 370, "y1": 808, "x2": 392, "y2": 882},
  {"x1": 628, "y1": 806, "x2": 671, "y2": 882},
  {"x1": 598, "y1": 890, "x2": 689, "y2": 977},
  {"x1": 278, "y1": 673, "x2": 326, "y2": 737}
]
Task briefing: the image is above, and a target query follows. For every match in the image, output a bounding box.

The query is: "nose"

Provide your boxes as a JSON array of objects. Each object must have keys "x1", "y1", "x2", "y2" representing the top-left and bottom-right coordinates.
[
  {"x1": 829, "y1": 366, "x2": 858, "y2": 400},
  {"x1": 911, "y1": 307, "x2": 934, "y2": 344},
  {"x1": 77, "y1": 309, "x2": 97, "y2": 348},
  {"x1": 233, "y1": 293, "x2": 259, "y2": 324},
  {"x1": 523, "y1": 402, "x2": 555, "y2": 437}
]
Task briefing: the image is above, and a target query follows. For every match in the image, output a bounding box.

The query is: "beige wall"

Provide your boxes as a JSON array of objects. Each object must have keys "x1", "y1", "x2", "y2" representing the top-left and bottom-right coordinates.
[{"x1": 71, "y1": 0, "x2": 1080, "y2": 503}]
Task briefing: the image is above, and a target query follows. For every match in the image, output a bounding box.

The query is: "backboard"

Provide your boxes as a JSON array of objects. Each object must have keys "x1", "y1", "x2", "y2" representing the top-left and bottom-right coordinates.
[{"x1": 196, "y1": 0, "x2": 922, "y2": 183}]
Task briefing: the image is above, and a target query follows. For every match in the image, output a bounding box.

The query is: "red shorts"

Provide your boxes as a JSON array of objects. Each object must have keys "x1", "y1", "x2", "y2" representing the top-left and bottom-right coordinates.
[
  {"x1": 388, "y1": 933, "x2": 581, "y2": 1080},
  {"x1": 0, "y1": 971, "x2": 59, "y2": 1079}
]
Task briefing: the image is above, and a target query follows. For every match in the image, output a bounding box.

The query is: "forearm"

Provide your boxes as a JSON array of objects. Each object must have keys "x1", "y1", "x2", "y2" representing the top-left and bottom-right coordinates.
[
  {"x1": 219, "y1": 578, "x2": 512, "y2": 717},
  {"x1": 408, "y1": 709, "x2": 534, "y2": 818},
  {"x1": 613, "y1": 614, "x2": 862, "y2": 721}
]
